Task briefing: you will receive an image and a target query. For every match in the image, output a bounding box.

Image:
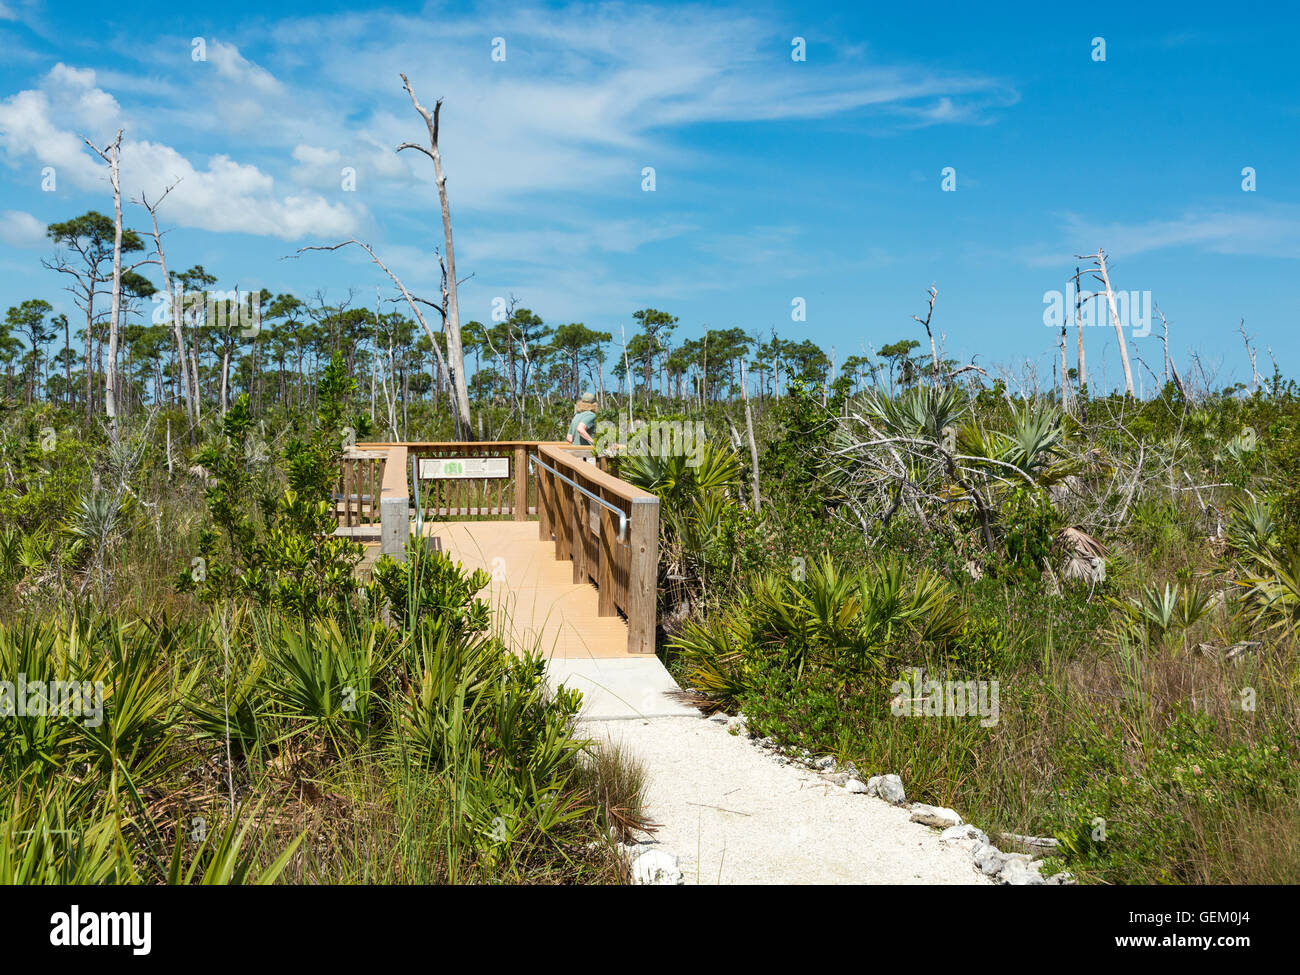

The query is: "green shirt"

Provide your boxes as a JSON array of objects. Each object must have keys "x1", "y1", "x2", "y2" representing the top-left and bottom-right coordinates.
[{"x1": 567, "y1": 410, "x2": 597, "y2": 445}]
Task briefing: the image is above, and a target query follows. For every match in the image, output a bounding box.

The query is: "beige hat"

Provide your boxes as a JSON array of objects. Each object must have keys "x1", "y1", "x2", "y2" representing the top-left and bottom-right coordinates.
[{"x1": 574, "y1": 394, "x2": 597, "y2": 411}]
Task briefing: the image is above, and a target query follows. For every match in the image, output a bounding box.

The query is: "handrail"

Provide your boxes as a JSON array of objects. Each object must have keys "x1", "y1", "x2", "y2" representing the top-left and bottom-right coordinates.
[
  {"x1": 533, "y1": 454, "x2": 628, "y2": 542},
  {"x1": 410, "y1": 452, "x2": 423, "y2": 537},
  {"x1": 357, "y1": 440, "x2": 569, "y2": 449},
  {"x1": 535, "y1": 443, "x2": 657, "y2": 504},
  {"x1": 345, "y1": 438, "x2": 658, "y2": 654}
]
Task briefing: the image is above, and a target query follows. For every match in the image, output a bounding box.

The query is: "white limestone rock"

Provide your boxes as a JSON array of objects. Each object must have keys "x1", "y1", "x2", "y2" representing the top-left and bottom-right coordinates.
[
  {"x1": 938, "y1": 823, "x2": 988, "y2": 848},
  {"x1": 877, "y1": 774, "x2": 907, "y2": 806},
  {"x1": 630, "y1": 849, "x2": 683, "y2": 885},
  {"x1": 909, "y1": 804, "x2": 963, "y2": 829}
]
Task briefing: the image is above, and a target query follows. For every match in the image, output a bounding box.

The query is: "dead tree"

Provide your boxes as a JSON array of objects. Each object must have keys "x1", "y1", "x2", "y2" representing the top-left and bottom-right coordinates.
[
  {"x1": 1154, "y1": 303, "x2": 1187, "y2": 400},
  {"x1": 1078, "y1": 249, "x2": 1134, "y2": 397},
  {"x1": 397, "y1": 74, "x2": 473, "y2": 440},
  {"x1": 295, "y1": 238, "x2": 457, "y2": 411},
  {"x1": 1058, "y1": 324, "x2": 1072, "y2": 413},
  {"x1": 84, "y1": 130, "x2": 127, "y2": 438},
  {"x1": 740, "y1": 357, "x2": 761, "y2": 513},
  {"x1": 134, "y1": 182, "x2": 195, "y2": 431},
  {"x1": 912, "y1": 284, "x2": 941, "y2": 380},
  {"x1": 1071, "y1": 264, "x2": 1087, "y2": 389},
  {"x1": 1239, "y1": 319, "x2": 1259, "y2": 393}
]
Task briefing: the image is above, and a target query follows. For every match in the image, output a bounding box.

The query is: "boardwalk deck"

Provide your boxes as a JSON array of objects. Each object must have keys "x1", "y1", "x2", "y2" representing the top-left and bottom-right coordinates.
[
  {"x1": 345, "y1": 440, "x2": 659, "y2": 660},
  {"x1": 431, "y1": 521, "x2": 634, "y2": 659}
]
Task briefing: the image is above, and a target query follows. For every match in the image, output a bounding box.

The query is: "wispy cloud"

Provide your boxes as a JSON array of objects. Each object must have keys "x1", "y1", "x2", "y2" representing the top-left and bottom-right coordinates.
[
  {"x1": 0, "y1": 209, "x2": 45, "y2": 247},
  {"x1": 1022, "y1": 206, "x2": 1300, "y2": 266},
  {"x1": 0, "y1": 2, "x2": 1019, "y2": 315},
  {"x1": 0, "y1": 63, "x2": 359, "y2": 240}
]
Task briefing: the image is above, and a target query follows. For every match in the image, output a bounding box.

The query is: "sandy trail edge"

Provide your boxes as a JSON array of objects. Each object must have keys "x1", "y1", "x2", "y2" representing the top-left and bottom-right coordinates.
[{"x1": 584, "y1": 715, "x2": 991, "y2": 885}]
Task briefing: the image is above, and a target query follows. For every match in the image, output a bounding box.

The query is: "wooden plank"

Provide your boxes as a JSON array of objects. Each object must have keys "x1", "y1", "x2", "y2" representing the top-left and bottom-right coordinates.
[
  {"x1": 597, "y1": 504, "x2": 617, "y2": 616},
  {"x1": 435, "y1": 521, "x2": 631, "y2": 659},
  {"x1": 554, "y1": 473, "x2": 571, "y2": 561},
  {"x1": 570, "y1": 484, "x2": 587, "y2": 584},
  {"x1": 513, "y1": 446, "x2": 527, "y2": 521},
  {"x1": 626, "y1": 496, "x2": 659, "y2": 654},
  {"x1": 345, "y1": 460, "x2": 355, "y2": 528},
  {"x1": 538, "y1": 465, "x2": 553, "y2": 542},
  {"x1": 536, "y1": 443, "x2": 657, "y2": 505}
]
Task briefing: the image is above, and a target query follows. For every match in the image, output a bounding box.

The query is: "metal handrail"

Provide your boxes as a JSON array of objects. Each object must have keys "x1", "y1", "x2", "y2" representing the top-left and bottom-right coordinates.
[
  {"x1": 533, "y1": 455, "x2": 628, "y2": 542},
  {"x1": 410, "y1": 454, "x2": 423, "y2": 539}
]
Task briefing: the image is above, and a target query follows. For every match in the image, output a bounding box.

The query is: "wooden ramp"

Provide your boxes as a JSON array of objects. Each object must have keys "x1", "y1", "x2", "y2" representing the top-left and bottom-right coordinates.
[
  {"x1": 432, "y1": 521, "x2": 634, "y2": 660},
  {"x1": 343, "y1": 441, "x2": 661, "y2": 660}
]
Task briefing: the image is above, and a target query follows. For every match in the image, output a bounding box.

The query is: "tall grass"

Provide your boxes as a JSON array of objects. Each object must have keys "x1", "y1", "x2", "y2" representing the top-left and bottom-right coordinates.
[{"x1": 0, "y1": 547, "x2": 646, "y2": 884}]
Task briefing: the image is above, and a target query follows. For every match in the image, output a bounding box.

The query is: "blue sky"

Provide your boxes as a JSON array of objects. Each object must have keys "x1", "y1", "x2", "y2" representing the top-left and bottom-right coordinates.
[{"x1": 1, "y1": 0, "x2": 1297, "y2": 392}]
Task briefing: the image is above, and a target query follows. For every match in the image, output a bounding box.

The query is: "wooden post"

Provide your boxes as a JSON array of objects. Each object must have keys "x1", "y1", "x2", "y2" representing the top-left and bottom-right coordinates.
[
  {"x1": 554, "y1": 473, "x2": 572, "y2": 561},
  {"x1": 538, "y1": 463, "x2": 553, "y2": 542},
  {"x1": 597, "y1": 503, "x2": 617, "y2": 616},
  {"x1": 572, "y1": 478, "x2": 587, "y2": 579},
  {"x1": 513, "y1": 445, "x2": 527, "y2": 521},
  {"x1": 626, "y1": 496, "x2": 659, "y2": 654},
  {"x1": 344, "y1": 460, "x2": 354, "y2": 527},
  {"x1": 379, "y1": 445, "x2": 408, "y2": 559}
]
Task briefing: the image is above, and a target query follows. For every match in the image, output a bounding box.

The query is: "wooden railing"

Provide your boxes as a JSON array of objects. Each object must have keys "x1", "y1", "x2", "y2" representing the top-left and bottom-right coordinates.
[
  {"x1": 352, "y1": 439, "x2": 660, "y2": 655},
  {"x1": 335, "y1": 450, "x2": 387, "y2": 527},
  {"x1": 377, "y1": 444, "x2": 408, "y2": 557},
  {"x1": 402, "y1": 441, "x2": 547, "y2": 521},
  {"x1": 534, "y1": 443, "x2": 660, "y2": 654}
]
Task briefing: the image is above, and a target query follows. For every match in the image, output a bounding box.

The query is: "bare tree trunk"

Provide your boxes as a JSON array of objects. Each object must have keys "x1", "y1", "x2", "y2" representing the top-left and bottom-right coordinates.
[
  {"x1": 84, "y1": 324, "x2": 93, "y2": 422},
  {"x1": 86, "y1": 130, "x2": 125, "y2": 439},
  {"x1": 1087, "y1": 249, "x2": 1133, "y2": 397},
  {"x1": 220, "y1": 348, "x2": 229, "y2": 416},
  {"x1": 740, "y1": 358, "x2": 761, "y2": 513},
  {"x1": 1154, "y1": 303, "x2": 1187, "y2": 400},
  {"x1": 620, "y1": 325, "x2": 634, "y2": 429},
  {"x1": 63, "y1": 315, "x2": 71, "y2": 408},
  {"x1": 1058, "y1": 325, "x2": 1072, "y2": 413},
  {"x1": 135, "y1": 184, "x2": 195, "y2": 429},
  {"x1": 1071, "y1": 265, "x2": 1087, "y2": 391},
  {"x1": 398, "y1": 74, "x2": 473, "y2": 440},
  {"x1": 1239, "y1": 319, "x2": 1259, "y2": 393},
  {"x1": 190, "y1": 294, "x2": 203, "y2": 424},
  {"x1": 912, "y1": 284, "x2": 941, "y2": 380}
]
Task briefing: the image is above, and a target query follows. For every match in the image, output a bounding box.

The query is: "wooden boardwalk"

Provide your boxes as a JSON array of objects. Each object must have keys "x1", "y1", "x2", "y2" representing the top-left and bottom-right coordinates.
[
  {"x1": 430, "y1": 521, "x2": 634, "y2": 659},
  {"x1": 344, "y1": 441, "x2": 659, "y2": 661}
]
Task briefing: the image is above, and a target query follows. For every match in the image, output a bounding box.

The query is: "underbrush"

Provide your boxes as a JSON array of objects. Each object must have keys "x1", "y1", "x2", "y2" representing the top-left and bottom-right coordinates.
[
  {"x1": 0, "y1": 565, "x2": 642, "y2": 883},
  {"x1": 674, "y1": 572, "x2": 1300, "y2": 884},
  {"x1": 659, "y1": 383, "x2": 1300, "y2": 884}
]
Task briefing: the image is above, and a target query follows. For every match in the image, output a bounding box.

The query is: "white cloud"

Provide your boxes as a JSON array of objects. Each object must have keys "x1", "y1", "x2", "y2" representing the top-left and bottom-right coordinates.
[
  {"x1": 0, "y1": 64, "x2": 359, "y2": 240},
  {"x1": 255, "y1": 5, "x2": 1016, "y2": 211},
  {"x1": 122, "y1": 140, "x2": 358, "y2": 239},
  {"x1": 1025, "y1": 206, "x2": 1300, "y2": 266},
  {"x1": 0, "y1": 209, "x2": 45, "y2": 248},
  {"x1": 0, "y1": 5, "x2": 1018, "y2": 287},
  {"x1": 206, "y1": 40, "x2": 281, "y2": 95}
]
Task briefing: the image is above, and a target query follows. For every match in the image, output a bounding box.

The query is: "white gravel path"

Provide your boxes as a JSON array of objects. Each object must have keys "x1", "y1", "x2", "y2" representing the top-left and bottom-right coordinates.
[{"x1": 586, "y1": 715, "x2": 991, "y2": 885}]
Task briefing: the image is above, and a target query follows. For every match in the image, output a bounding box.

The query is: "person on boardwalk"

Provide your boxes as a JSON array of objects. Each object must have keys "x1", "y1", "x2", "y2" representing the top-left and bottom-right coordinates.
[{"x1": 566, "y1": 393, "x2": 598, "y2": 447}]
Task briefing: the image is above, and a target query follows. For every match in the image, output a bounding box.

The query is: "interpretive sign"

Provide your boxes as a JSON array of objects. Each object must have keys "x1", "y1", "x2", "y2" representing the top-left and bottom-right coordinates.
[{"x1": 418, "y1": 457, "x2": 510, "y2": 479}]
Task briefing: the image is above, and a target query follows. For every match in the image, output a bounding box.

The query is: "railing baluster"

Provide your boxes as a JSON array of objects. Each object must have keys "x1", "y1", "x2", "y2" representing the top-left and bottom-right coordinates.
[
  {"x1": 626, "y1": 496, "x2": 659, "y2": 654},
  {"x1": 571, "y1": 477, "x2": 587, "y2": 585},
  {"x1": 513, "y1": 446, "x2": 527, "y2": 521}
]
